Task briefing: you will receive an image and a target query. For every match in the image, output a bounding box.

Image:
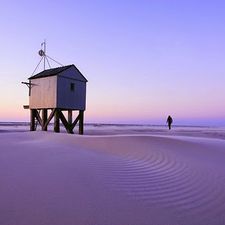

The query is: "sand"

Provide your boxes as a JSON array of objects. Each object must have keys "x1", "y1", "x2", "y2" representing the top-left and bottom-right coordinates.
[{"x1": 0, "y1": 126, "x2": 225, "y2": 225}]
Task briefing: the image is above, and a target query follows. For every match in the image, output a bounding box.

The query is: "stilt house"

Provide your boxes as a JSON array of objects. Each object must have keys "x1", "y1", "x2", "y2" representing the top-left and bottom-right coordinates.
[{"x1": 25, "y1": 64, "x2": 88, "y2": 134}]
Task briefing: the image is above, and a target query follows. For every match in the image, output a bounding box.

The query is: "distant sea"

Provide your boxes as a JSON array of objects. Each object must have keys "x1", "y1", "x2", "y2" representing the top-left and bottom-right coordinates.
[
  {"x1": 0, "y1": 121, "x2": 212, "y2": 128},
  {"x1": 1, "y1": 122, "x2": 225, "y2": 139}
]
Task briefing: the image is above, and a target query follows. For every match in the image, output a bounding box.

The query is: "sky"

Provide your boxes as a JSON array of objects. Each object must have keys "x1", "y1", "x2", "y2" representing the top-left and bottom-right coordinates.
[{"x1": 0, "y1": 0, "x2": 225, "y2": 126}]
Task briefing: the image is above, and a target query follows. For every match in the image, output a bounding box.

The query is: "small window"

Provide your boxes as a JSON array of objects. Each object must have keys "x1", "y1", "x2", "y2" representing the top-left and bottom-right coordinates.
[{"x1": 70, "y1": 83, "x2": 75, "y2": 92}]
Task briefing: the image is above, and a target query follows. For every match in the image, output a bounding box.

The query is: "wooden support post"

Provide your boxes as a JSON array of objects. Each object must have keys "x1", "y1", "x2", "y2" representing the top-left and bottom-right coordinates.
[
  {"x1": 79, "y1": 110, "x2": 84, "y2": 135},
  {"x1": 35, "y1": 110, "x2": 43, "y2": 127},
  {"x1": 42, "y1": 109, "x2": 48, "y2": 131},
  {"x1": 43, "y1": 109, "x2": 56, "y2": 131},
  {"x1": 30, "y1": 109, "x2": 36, "y2": 131},
  {"x1": 68, "y1": 110, "x2": 73, "y2": 125},
  {"x1": 68, "y1": 110, "x2": 73, "y2": 133},
  {"x1": 58, "y1": 110, "x2": 73, "y2": 134},
  {"x1": 54, "y1": 109, "x2": 60, "y2": 133}
]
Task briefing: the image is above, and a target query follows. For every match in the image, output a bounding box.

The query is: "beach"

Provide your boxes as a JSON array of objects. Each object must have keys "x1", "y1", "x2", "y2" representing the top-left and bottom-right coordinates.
[{"x1": 1, "y1": 125, "x2": 225, "y2": 225}]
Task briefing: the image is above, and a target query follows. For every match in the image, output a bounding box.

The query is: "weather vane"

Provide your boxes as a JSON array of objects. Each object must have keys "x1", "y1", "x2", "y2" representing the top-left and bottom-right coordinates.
[
  {"x1": 22, "y1": 40, "x2": 64, "y2": 96},
  {"x1": 32, "y1": 40, "x2": 63, "y2": 75}
]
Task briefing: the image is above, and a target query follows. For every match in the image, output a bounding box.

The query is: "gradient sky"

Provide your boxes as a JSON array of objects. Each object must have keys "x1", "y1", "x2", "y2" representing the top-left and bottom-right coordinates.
[{"x1": 0, "y1": 0, "x2": 225, "y2": 125}]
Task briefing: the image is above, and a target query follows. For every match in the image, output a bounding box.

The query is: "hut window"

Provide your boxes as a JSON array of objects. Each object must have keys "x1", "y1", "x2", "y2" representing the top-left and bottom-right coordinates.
[{"x1": 70, "y1": 83, "x2": 75, "y2": 92}]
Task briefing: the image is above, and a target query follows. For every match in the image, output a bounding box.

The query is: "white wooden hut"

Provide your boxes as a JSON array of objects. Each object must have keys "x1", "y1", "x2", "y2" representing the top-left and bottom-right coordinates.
[{"x1": 25, "y1": 64, "x2": 88, "y2": 134}]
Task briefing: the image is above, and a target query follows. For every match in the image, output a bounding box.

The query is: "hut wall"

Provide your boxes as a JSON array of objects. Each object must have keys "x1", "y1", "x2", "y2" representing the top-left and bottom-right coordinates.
[
  {"x1": 29, "y1": 76, "x2": 57, "y2": 109},
  {"x1": 57, "y1": 76, "x2": 86, "y2": 110}
]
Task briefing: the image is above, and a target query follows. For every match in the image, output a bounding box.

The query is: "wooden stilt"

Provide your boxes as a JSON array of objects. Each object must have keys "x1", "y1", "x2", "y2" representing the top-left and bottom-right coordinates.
[
  {"x1": 43, "y1": 109, "x2": 56, "y2": 131},
  {"x1": 30, "y1": 109, "x2": 36, "y2": 131},
  {"x1": 79, "y1": 110, "x2": 84, "y2": 135},
  {"x1": 35, "y1": 110, "x2": 42, "y2": 127},
  {"x1": 67, "y1": 110, "x2": 73, "y2": 134},
  {"x1": 54, "y1": 109, "x2": 60, "y2": 133},
  {"x1": 58, "y1": 110, "x2": 73, "y2": 134},
  {"x1": 42, "y1": 109, "x2": 47, "y2": 131},
  {"x1": 68, "y1": 110, "x2": 72, "y2": 125}
]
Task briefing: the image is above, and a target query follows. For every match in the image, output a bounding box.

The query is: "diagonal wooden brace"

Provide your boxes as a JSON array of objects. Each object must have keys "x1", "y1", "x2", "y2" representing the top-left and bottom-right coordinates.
[
  {"x1": 58, "y1": 110, "x2": 74, "y2": 134},
  {"x1": 71, "y1": 114, "x2": 80, "y2": 131},
  {"x1": 43, "y1": 109, "x2": 56, "y2": 131},
  {"x1": 34, "y1": 110, "x2": 43, "y2": 127}
]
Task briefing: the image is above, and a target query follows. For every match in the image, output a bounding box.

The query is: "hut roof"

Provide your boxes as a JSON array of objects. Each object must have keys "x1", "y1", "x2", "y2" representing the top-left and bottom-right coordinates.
[{"x1": 28, "y1": 64, "x2": 87, "y2": 82}]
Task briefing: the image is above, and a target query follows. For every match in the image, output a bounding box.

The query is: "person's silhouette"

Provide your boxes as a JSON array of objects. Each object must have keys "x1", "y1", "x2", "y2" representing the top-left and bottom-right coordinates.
[{"x1": 167, "y1": 115, "x2": 173, "y2": 130}]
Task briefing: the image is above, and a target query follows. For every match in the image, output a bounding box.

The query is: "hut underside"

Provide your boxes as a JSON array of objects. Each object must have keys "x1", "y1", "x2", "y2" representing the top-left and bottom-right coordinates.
[{"x1": 25, "y1": 107, "x2": 84, "y2": 134}]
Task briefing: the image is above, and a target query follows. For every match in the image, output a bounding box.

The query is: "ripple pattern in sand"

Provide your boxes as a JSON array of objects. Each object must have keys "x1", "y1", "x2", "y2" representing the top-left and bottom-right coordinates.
[{"x1": 87, "y1": 136, "x2": 225, "y2": 224}]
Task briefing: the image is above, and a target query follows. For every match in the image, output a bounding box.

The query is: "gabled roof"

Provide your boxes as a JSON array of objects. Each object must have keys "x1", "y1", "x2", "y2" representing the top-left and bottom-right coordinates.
[{"x1": 28, "y1": 64, "x2": 87, "y2": 82}]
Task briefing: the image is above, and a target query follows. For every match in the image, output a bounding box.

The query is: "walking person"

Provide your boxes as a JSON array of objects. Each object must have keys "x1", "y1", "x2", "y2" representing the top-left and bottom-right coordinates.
[{"x1": 167, "y1": 115, "x2": 173, "y2": 130}]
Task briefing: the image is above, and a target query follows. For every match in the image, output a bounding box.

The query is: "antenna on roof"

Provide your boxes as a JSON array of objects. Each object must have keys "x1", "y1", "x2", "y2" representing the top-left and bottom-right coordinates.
[{"x1": 32, "y1": 40, "x2": 64, "y2": 75}]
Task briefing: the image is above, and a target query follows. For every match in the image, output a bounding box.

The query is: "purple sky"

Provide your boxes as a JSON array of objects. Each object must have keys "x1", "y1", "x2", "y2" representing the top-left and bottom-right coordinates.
[{"x1": 0, "y1": 0, "x2": 225, "y2": 125}]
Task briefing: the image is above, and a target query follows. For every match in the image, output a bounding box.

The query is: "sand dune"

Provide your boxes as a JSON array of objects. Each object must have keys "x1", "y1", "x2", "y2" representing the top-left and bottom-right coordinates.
[{"x1": 0, "y1": 131, "x2": 225, "y2": 225}]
